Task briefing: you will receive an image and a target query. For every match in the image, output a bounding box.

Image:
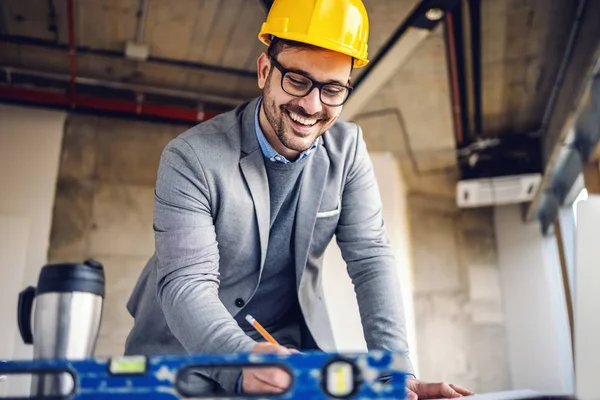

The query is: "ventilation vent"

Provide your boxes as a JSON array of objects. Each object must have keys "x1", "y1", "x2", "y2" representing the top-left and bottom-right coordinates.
[{"x1": 456, "y1": 174, "x2": 542, "y2": 208}]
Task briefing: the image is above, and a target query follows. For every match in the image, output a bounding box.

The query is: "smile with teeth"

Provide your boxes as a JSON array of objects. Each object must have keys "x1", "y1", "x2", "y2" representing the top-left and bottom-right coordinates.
[{"x1": 288, "y1": 111, "x2": 318, "y2": 126}]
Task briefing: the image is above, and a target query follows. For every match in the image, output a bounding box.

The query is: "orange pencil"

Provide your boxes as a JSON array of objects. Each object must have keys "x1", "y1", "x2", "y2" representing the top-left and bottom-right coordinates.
[{"x1": 245, "y1": 314, "x2": 279, "y2": 345}]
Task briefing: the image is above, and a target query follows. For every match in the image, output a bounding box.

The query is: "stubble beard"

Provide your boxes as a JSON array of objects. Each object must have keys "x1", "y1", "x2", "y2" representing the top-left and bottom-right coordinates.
[{"x1": 262, "y1": 77, "x2": 331, "y2": 153}]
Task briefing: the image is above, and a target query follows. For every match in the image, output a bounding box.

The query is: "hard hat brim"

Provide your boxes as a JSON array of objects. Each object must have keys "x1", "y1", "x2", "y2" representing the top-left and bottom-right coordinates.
[{"x1": 258, "y1": 31, "x2": 369, "y2": 68}]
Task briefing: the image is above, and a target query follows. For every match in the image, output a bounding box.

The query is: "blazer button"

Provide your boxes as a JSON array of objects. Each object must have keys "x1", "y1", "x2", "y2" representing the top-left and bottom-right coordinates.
[{"x1": 235, "y1": 298, "x2": 245, "y2": 307}]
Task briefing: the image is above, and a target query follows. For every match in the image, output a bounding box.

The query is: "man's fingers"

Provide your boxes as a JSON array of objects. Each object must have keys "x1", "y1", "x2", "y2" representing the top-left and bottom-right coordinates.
[
  {"x1": 242, "y1": 370, "x2": 291, "y2": 394},
  {"x1": 406, "y1": 388, "x2": 418, "y2": 400},
  {"x1": 416, "y1": 382, "x2": 462, "y2": 399},
  {"x1": 253, "y1": 367, "x2": 291, "y2": 388},
  {"x1": 450, "y1": 384, "x2": 475, "y2": 396},
  {"x1": 244, "y1": 344, "x2": 294, "y2": 394},
  {"x1": 244, "y1": 375, "x2": 285, "y2": 394},
  {"x1": 243, "y1": 366, "x2": 291, "y2": 394},
  {"x1": 437, "y1": 383, "x2": 463, "y2": 398},
  {"x1": 251, "y1": 342, "x2": 292, "y2": 355},
  {"x1": 253, "y1": 370, "x2": 291, "y2": 390},
  {"x1": 406, "y1": 378, "x2": 474, "y2": 399}
]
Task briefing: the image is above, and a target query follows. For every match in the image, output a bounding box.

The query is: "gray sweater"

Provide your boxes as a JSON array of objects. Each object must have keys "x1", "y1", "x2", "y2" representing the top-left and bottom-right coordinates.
[{"x1": 234, "y1": 157, "x2": 307, "y2": 348}]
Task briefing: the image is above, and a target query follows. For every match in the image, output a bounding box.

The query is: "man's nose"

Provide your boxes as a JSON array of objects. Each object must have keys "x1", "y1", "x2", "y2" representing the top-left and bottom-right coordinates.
[{"x1": 297, "y1": 87, "x2": 323, "y2": 116}]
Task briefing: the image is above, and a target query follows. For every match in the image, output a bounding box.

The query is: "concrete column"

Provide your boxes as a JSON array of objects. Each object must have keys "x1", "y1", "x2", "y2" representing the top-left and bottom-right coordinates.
[
  {"x1": 494, "y1": 205, "x2": 574, "y2": 394},
  {"x1": 0, "y1": 104, "x2": 66, "y2": 396},
  {"x1": 574, "y1": 194, "x2": 600, "y2": 400}
]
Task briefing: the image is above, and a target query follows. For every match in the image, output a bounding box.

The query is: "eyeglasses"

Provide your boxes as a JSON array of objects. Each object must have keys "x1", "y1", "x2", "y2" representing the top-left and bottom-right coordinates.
[{"x1": 269, "y1": 55, "x2": 353, "y2": 107}]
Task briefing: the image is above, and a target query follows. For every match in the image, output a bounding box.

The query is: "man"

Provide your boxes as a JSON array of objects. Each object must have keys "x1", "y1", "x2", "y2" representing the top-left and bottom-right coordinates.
[{"x1": 125, "y1": 0, "x2": 474, "y2": 398}]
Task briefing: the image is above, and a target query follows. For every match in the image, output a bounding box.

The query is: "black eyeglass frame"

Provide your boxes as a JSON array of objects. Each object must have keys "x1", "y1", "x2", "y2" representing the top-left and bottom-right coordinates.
[{"x1": 268, "y1": 54, "x2": 354, "y2": 107}]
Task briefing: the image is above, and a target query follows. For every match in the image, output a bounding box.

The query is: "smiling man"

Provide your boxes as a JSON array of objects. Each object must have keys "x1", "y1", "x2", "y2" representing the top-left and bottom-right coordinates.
[
  {"x1": 258, "y1": 41, "x2": 352, "y2": 158},
  {"x1": 124, "y1": 0, "x2": 474, "y2": 398}
]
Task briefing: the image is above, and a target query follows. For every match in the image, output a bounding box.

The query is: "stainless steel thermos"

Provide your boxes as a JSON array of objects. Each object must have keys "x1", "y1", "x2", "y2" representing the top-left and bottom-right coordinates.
[{"x1": 17, "y1": 259, "x2": 105, "y2": 396}]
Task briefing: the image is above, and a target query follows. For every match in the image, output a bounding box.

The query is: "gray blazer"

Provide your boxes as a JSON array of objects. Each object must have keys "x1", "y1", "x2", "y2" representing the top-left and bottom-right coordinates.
[{"x1": 124, "y1": 97, "x2": 414, "y2": 392}]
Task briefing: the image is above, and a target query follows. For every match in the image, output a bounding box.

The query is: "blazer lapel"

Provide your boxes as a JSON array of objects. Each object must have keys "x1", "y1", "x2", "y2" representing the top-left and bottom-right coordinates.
[
  {"x1": 239, "y1": 98, "x2": 270, "y2": 271},
  {"x1": 294, "y1": 145, "x2": 330, "y2": 284},
  {"x1": 240, "y1": 152, "x2": 270, "y2": 271}
]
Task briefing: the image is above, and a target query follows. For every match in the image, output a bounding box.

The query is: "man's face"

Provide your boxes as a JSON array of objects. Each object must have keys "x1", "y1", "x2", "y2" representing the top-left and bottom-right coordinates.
[{"x1": 257, "y1": 46, "x2": 352, "y2": 156}]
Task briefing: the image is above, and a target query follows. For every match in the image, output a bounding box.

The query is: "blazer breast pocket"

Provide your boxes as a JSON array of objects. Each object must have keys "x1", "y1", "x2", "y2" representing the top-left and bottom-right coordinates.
[{"x1": 316, "y1": 197, "x2": 341, "y2": 218}]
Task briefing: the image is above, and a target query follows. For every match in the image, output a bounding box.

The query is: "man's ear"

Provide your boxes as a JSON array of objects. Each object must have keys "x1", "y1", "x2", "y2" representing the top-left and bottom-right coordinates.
[{"x1": 257, "y1": 52, "x2": 271, "y2": 89}]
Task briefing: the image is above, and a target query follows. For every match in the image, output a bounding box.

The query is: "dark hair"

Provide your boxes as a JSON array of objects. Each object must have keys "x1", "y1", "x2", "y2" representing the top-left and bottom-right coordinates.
[
  {"x1": 267, "y1": 36, "x2": 355, "y2": 72},
  {"x1": 267, "y1": 36, "x2": 320, "y2": 58}
]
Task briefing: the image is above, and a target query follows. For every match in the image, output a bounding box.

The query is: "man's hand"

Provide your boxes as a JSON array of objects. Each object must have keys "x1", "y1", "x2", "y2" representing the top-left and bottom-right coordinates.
[
  {"x1": 242, "y1": 343, "x2": 292, "y2": 394},
  {"x1": 406, "y1": 378, "x2": 475, "y2": 400}
]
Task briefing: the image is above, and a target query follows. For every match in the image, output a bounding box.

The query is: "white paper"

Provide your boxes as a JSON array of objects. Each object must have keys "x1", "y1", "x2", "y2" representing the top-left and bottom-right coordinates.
[{"x1": 463, "y1": 390, "x2": 545, "y2": 400}]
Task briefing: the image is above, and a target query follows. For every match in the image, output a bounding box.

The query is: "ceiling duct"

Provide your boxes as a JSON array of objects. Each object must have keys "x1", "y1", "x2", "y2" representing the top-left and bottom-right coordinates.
[{"x1": 457, "y1": 174, "x2": 542, "y2": 208}]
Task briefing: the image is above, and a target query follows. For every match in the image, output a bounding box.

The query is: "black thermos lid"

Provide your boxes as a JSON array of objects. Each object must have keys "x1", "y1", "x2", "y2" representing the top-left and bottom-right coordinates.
[{"x1": 36, "y1": 259, "x2": 105, "y2": 297}]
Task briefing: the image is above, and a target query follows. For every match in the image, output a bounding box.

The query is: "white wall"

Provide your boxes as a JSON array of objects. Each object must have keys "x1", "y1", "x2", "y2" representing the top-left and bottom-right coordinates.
[
  {"x1": 0, "y1": 104, "x2": 65, "y2": 395},
  {"x1": 494, "y1": 205, "x2": 574, "y2": 394},
  {"x1": 322, "y1": 152, "x2": 418, "y2": 374},
  {"x1": 574, "y1": 195, "x2": 600, "y2": 400}
]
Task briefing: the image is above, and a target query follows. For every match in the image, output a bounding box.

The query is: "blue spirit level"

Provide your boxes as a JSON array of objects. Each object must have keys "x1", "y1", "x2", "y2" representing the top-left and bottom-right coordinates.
[{"x1": 0, "y1": 351, "x2": 408, "y2": 399}]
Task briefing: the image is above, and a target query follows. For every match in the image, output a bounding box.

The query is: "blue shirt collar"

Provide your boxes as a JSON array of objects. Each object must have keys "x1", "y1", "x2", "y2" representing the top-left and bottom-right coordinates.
[{"x1": 254, "y1": 97, "x2": 319, "y2": 164}]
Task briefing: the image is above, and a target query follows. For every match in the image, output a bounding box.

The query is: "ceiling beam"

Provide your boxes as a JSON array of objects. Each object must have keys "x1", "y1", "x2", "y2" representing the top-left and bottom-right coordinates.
[
  {"x1": 525, "y1": 0, "x2": 600, "y2": 227},
  {"x1": 341, "y1": 0, "x2": 460, "y2": 121},
  {"x1": 530, "y1": 73, "x2": 600, "y2": 230},
  {"x1": 0, "y1": 34, "x2": 257, "y2": 78},
  {"x1": 539, "y1": 0, "x2": 595, "y2": 164},
  {"x1": 0, "y1": 65, "x2": 245, "y2": 107}
]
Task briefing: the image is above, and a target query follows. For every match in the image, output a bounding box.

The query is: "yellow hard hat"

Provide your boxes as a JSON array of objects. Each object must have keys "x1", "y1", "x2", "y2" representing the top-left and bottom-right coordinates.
[{"x1": 258, "y1": 0, "x2": 370, "y2": 68}]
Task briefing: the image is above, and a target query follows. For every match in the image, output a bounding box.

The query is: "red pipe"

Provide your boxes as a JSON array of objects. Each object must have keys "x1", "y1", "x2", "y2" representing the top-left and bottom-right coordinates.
[
  {"x1": 445, "y1": 12, "x2": 464, "y2": 145},
  {"x1": 4, "y1": 0, "x2": 223, "y2": 123},
  {"x1": 0, "y1": 85, "x2": 220, "y2": 122},
  {"x1": 67, "y1": 0, "x2": 76, "y2": 106}
]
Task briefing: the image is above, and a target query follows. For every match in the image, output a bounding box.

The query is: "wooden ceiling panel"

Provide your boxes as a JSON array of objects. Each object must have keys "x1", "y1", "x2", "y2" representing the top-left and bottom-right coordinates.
[
  {"x1": 76, "y1": 0, "x2": 138, "y2": 51},
  {"x1": 19, "y1": 45, "x2": 70, "y2": 74},
  {"x1": 220, "y1": 0, "x2": 266, "y2": 69},
  {"x1": 132, "y1": 62, "x2": 188, "y2": 88},
  {"x1": 184, "y1": 68, "x2": 254, "y2": 98},
  {"x1": 201, "y1": 0, "x2": 245, "y2": 66},
  {"x1": 74, "y1": 53, "x2": 138, "y2": 82},
  {"x1": 230, "y1": 74, "x2": 261, "y2": 99},
  {"x1": 2, "y1": 0, "x2": 56, "y2": 40},
  {"x1": 179, "y1": 0, "x2": 221, "y2": 62},
  {"x1": 243, "y1": 41, "x2": 265, "y2": 71},
  {"x1": 144, "y1": 0, "x2": 203, "y2": 60}
]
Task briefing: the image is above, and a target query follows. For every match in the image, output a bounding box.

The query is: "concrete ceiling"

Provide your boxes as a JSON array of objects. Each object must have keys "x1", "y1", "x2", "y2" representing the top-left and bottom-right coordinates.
[
  {"x1": 0, "y1": 0, "x2": 582, "y2": 197},
  {"x1": 481, "y1": 0, "x2": 579, "y2": 137}
]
